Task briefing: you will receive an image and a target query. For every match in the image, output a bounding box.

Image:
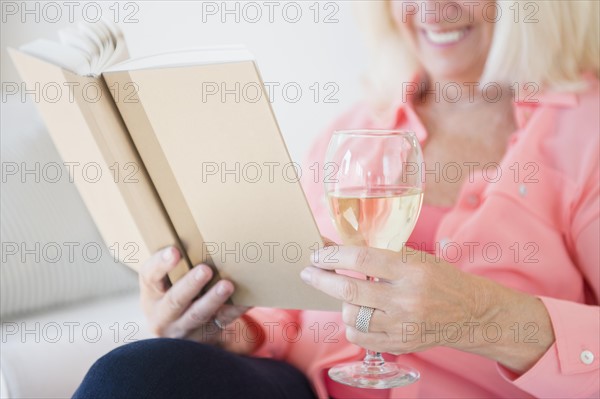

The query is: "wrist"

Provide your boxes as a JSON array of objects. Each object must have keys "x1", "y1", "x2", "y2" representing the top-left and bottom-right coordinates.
[
  {"x1": 449, "y1": 276, "x2": 555, "y2": 373},
  {"x1": 445, "y1": 273, "x2": 497, "y2": 352}
]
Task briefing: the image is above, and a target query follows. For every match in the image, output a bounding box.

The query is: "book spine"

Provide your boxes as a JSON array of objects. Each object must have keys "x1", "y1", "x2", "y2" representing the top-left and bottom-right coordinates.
[
  {"x1": 79, "y1": 75, "x2": 192, "y2": 282},
  {"x1": 103, "y1": 70, "x2": 220, "y2": 290}
]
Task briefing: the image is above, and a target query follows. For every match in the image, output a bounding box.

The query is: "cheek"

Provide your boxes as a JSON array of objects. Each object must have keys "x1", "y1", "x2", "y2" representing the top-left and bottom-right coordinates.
[
  {"x1": 390, "y1": 1, "x2": 412, "y2": 29},
  {"x1": 390, "y1": 2, "x2": 418, "y2": 46},
  {"x1": 481, "y1": 20, "x2": 495, "y2": 51},
  {"x1": 470, "y1": 1, "x2": 496, "y2": 49}
]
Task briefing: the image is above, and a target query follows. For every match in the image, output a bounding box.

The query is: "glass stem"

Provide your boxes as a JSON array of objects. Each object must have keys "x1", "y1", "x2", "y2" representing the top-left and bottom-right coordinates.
[
  {"x1": 363, "y1": 350, "x2": 385, "y2": 367},
  {"x1": 363, "y1": 276, "x2": 385, "y2": 367}
]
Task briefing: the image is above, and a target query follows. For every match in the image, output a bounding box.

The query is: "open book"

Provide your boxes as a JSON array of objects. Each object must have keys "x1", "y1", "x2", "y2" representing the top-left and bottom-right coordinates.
[{"x1": 9, "y1": 21, "x2": 338, "y2": 311}]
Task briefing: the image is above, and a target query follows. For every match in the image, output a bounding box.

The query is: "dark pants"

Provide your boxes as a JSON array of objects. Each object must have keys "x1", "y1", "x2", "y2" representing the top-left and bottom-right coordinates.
[{"x1": 73, "y1": 338, "x2": 317, "y2": 399}]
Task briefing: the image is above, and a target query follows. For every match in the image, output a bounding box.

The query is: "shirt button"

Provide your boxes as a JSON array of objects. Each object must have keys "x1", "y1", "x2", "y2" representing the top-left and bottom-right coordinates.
[
  {"x1": 519, "y1": 184, "x2": 527, "y2": 197},
  {"x1": 580, "y1": 350, "x2": 595, "y2": 365}
]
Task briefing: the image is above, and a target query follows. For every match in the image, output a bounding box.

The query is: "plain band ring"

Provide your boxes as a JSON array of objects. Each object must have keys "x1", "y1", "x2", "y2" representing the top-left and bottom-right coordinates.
[
  {"x1": 355, "y1": 306, "x2": 375, "y2": 333},
  {"x1": 213, "y1": 318, "x2": 226, "y2": 330}
]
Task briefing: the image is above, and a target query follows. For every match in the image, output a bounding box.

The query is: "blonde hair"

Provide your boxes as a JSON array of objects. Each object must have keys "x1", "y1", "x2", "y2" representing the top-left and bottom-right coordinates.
[{"x1": 353, "y1": 0, "x2": 600, "y2": 115}]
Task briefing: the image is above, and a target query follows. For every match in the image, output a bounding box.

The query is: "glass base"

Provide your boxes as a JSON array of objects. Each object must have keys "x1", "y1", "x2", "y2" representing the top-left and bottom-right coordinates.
[{"x1": 328, "y1": 361, "x2": 420, "y2": 389}]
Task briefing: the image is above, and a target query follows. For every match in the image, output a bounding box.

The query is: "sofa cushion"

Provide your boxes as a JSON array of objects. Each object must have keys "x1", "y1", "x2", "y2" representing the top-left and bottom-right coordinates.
[{"x1": 0, "y1": 291, "x2": 150, "y2": 398}]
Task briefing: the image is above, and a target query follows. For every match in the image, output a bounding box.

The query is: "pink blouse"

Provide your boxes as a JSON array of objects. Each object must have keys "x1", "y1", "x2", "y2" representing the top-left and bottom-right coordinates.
[{"x1": 246, "y1": 75, "x2": 600, "y2": 398}]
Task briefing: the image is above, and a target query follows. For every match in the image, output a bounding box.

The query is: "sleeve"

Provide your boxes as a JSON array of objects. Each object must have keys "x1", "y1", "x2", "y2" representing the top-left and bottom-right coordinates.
[
  {"x1": 497, "y1": 296, "x2": 600, "y2": 398},
  {"x1": 497, "y1": 145, "x2": 600, "y2": 398},
  {"x1": 244, "y1": 307, "x2": 301, "y2": 359}
]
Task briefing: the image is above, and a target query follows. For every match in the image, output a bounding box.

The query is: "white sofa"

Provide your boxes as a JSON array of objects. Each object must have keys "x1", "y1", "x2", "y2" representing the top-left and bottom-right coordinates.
[{"x1": 0, "y1": 98, "x2": 153, "y2": 398}]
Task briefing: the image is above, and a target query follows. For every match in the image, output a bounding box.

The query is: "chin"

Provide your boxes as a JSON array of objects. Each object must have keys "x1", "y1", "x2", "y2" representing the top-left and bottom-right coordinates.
[{"x1": 421, "y1": 62, "x2": 479, "y2": 83}]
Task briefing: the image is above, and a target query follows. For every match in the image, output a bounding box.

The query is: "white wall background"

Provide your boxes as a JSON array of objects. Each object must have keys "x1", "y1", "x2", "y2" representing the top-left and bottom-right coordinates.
[{"x1": 1, "y1": 0, "x2": 370, "y2": 162}]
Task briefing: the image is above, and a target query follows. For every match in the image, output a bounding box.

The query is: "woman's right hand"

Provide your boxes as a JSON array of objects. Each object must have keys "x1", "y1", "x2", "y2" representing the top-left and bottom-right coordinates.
[{"x1": 139, "y1": 246, "x2": 254, "y2": 354}]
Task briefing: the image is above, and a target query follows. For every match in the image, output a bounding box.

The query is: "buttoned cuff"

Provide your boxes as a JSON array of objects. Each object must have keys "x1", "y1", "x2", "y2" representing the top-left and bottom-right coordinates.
[{"x1": 497, "y1": 296, "x2": 599, "y2": 398}]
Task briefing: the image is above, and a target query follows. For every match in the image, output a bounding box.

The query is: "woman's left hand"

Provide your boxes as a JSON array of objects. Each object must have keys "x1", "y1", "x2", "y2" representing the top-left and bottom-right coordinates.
[{"x1": 300, "y1": 245, "x2": 486, "y2": 355}]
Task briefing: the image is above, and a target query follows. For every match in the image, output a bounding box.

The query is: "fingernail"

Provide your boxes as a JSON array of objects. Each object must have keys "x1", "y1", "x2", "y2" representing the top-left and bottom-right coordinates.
[
  {"x1": 162, "y1": 247, "x2": 174, "y2": 262},
  {"x1": 217, "y1": 283, "x2": 229, "y2": 296},
  {"x1": 300, "y1": 268, "x2": 312, "y2": 283},
  {"x1": 194, "y1": 266, "x2": 205, "y2": 281}
]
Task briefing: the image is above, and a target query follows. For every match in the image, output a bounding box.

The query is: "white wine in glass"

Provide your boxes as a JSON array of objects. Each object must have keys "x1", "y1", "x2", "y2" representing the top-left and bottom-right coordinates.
[
  {"x1": 325, "y1": 130, "x2": 423, "y2": 389},
  {"x1": 327, "y1": 186, "x2": 423, "y2": 251}
]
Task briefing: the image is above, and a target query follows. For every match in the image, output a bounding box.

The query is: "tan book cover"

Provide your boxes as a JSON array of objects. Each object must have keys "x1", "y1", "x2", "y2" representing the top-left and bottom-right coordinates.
[
  {"x1": 8, "y1": 49, "x2": 191, "y2": 283},
  {"x1": 9, "y1": 23, "x2": 339, "y2": 311}
]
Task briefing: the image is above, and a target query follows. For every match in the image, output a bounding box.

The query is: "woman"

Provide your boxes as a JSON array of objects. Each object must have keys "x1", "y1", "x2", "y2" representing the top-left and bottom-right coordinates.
[{"x1": 74, "y1": 1, "x2": 599, "y2": 398}]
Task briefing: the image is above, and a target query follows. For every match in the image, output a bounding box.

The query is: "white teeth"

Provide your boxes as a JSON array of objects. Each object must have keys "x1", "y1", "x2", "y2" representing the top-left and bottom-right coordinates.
[{"x1": 425, "y1": 28, "x2": 466, "y2": 45}]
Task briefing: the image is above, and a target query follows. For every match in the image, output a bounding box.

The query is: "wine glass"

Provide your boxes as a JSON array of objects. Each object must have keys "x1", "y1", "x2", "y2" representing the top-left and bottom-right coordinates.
[{"x1": 324, "y1": 130, "x2": 423, "y2": 389}]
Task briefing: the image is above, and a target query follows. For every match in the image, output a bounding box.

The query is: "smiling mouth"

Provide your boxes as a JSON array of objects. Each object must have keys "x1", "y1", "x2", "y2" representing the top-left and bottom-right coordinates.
[{"x1": 422, "y1": 27, "x2": 471, "y2": 46}]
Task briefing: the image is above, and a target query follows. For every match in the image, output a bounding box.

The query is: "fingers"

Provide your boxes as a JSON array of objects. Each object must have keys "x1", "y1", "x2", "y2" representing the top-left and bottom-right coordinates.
[
  {"x1": 140, "y1": 248, "x2": 249, "y2": 341},
  {"x1": 311, "y1": 246, "x2": 397, "y2": 280},
  {"x1": 173, "y1": 280, "x2": 235, "y2": 334},
  {"x1": 345, "y1": 327, "x2": 390, "y2": 353},
  {"x1": 301, "y1": 266, "x2": 389, "y2": 309},
  {"x1": 154, "y1": 264, "x2": 214, "y2": 327},
  {"x1": 140, "y1": 247, "x2": 181, "y2": 298}
]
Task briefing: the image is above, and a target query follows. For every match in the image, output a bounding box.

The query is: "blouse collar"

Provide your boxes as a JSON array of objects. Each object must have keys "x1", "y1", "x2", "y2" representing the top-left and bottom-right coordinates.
[{"x1": 383, "y1": 72, "x2": 583, "y2": 132}]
